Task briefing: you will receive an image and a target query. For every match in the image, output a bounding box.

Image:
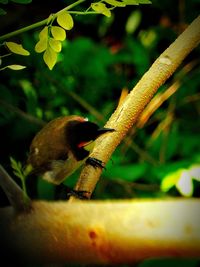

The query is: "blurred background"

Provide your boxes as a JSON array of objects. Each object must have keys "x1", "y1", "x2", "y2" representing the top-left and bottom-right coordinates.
[{"x1": 0, "y1": 0, "x2": 200, "y2": 266}]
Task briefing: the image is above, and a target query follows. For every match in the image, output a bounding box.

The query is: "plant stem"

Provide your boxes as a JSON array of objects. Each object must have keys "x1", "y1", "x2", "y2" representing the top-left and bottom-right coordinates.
[
  {"x1": 0, "y1": 0, "x2": 86, "y2": 42},
  {"x1": 0, "y1": 165, "x2": 31, "y2": 212}
]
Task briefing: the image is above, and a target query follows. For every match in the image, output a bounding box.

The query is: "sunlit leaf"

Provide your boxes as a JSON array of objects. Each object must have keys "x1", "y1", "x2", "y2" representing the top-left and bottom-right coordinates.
[
  {"x1": 49, "y1": 38, "x2": 62, "y2": 52},
  {"x1": 43, "y1": 47, "x2": 57, "y2": 70},
  {"x1": 51, "y1": 26, "x2": 66, "y2": 41},
  {"x1": 161, "y1": 169, "x2": 183, "y2": 192},
  {"x1": 57, "y1": 11, "x2": 74, "y2": 30},
  {"x1": 39, "y1": 26, "x2": 48, "y2": 40},
  {"x1": 35, "y1": 38, "x2": 48, "y2": 53},
  {"x1": 104, "y1": 0, "x2": 126, "y2": 7},
  {"x1": 6, "y1": 42, "x2": 30, "y2": 56},
  {"x1": 91, "y1": 3, "x2": 111, "y2": 17},
  {"x1": 6, "y1": 64, "x2": 26, "y2": 70},
  {"x1": 126, "y1": 10, "x2": 141, "y2": 34},
  {"x1": 176, "y1": 170, "x2": 193, "y2": 197}
]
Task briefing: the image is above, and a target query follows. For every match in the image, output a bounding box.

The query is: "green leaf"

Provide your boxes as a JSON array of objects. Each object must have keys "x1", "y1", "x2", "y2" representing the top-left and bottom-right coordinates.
[
  {"x1": 106, "y1": 163, "x2": 148, "y2": 182},
  {"x1": 39, "y1": 26, "x2": 48, "y2": 40},
  {"x1": 0, "y1": 0, "x2": 8, "y2": 3},
  {"x1": 10, "y1": 156, "x2": 24, "y2": 181},
  {"x1": 49, "y1": 38, "x2": 62, "y2": 53},
  {"x1": 91, "y1": 2, "x2": 111, "y2": 17},
  {"x1": 126, "y1": 10, "x2": 141, "y2": 34},
  {"x1": 0, "y1": 8, "x2": 6, "y2": 15},
  {"x1": 57, "y1": 11, "x2": 74, "y2": 30},
  {"x1": 35, "y1": 38, "x2": 48, "y2": 53},
  {"x1": 10, "y1": 157, "x2": 29, "y2": 200},
  {"x1": 5, "y1": 42, "x2": 30, "y2": 56},
  {"x1": 104, "y1": 0, "x2": 126, "y2": 7},
  {"x1": 24, "y1": 164, "x2": 33, "y2": 177},
  {"x1": 6, "y1": 64, "x2": 26, "y2": 70},
  {"x1": 51, "y1": 26, "x2": 66, "y2": 41},
  {"x1": 43, "y1": 47, "x2": 57, "y2": 70},
  {"x1": 161, "y1": 169, "x2": 183, "y2": 192},
  {"x1": 10, "y1": 0, "x2": 32, "y2": 3}
]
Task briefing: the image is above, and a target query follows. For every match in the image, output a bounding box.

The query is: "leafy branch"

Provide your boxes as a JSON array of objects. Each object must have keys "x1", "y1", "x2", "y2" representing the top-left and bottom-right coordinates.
[
  {"x1": 0, "y1": 0, "x2": 151, "y2": 70},
  {"x1": 0, "y1": 0, "x2": 86, "y2": 41}
]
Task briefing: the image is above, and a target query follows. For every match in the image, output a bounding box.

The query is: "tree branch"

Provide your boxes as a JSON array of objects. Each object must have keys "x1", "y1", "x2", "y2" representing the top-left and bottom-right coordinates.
[
  {"x1": 0, "y1": 199, "x2": 200, "y2": 265},
  {"x1": 73, "y1": 15, "x2": 200, "y2": 198}
]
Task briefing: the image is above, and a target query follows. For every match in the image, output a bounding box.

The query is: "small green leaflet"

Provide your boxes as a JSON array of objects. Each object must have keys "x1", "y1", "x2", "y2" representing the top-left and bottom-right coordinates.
[
  {"x1": 6, "y1": 42, "x2": 30, "y2": 56},
  {"x1": 43, "y1": 46, "x2": 58, "y2": 70},
  {"x1": 35, "y1": 38, "x2": 48, "y2": 53},
  {"x1": 91, "y1": 3, "x2": 111, "y2": 17},
  {"x1": 104, "y1": 0, "x2": 126, "y2": 7},
  {"x1": 39, "y1": 26, "x2": 48, "y2": 39},
  {"x1": 51, "y1": 26, "x2": 66, "y2": 41},
  {"x1": 57, "y1": 11, "x2": 74, "y2": 31},
  {"x1": 10, "y1": 156, "x2": 25, "y2": 181},
  {"x1": 5, "y1": 64, "x2": 26, "y2": 70},
  {"x1": 35, "y1": 25, "x2": 64, "y2": 70},
  {"x1": 49, "y1": 38, "x2": 62, "y2": 53}
]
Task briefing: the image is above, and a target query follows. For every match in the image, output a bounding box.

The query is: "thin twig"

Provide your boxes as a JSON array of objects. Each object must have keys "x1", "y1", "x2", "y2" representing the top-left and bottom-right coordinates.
[{"x1": 0, "y1": 99, "x2": 45, "y2": 127}]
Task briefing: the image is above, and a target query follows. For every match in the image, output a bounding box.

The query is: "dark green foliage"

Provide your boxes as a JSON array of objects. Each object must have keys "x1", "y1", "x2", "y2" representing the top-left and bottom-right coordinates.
[
  {"x1": 0, "y1": 0, "x2": 200, "y2": 201},
  {"x1": 0, "y1": 0, "x2": 32, "y2": 16}
]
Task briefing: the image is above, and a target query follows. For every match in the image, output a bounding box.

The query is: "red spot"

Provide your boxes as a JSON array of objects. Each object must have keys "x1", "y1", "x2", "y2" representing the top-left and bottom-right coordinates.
[
  {"x1": 78, "y1": 140, "x2": 92, "y2": 148},
  {"x1": 89, "y1": 230, "x2": 97, "y2": 239}
]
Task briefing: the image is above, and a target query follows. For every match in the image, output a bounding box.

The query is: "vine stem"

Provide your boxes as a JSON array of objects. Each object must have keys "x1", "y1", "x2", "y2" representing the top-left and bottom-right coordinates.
[{"x1": 0, "y1": 0, "x2": 86, "y2": 42}]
